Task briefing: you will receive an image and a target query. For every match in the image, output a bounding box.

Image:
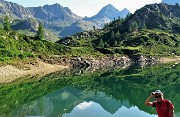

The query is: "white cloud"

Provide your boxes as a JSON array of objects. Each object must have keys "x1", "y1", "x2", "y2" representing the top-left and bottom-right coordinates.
[{"x1": 75, "y1": 101, "x2": 93, "y2": 110}]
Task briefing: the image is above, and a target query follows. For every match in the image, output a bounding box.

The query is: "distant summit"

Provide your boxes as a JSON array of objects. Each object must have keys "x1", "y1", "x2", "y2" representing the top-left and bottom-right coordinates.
[
  {"x1": 161, "y1": 0, "x2": 180, "y2": 5},
  {"x1": 60, "y1": 4, "x2": 130, "y2": 37},
  {"x1": 87, "y1": 4, "x2": 130, "y2": 20}
]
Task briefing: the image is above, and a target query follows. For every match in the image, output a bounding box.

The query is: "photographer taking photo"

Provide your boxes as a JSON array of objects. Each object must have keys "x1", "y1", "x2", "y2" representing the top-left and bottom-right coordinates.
[{"x1": 145, "y1": 90, "x2": 175, "y2": 117}]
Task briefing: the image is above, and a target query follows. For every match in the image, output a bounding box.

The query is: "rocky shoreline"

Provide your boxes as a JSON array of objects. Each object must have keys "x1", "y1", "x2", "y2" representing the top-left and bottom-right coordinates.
[
  {"x1": 43, "y1": 55, "x2": 180, "y2": 68},
  {"x1": 0, "y1": 55, "x2": 180, "y2": 84},
  {"x1": 43, "y1": 55, "x2": 131, "y2": 68}
]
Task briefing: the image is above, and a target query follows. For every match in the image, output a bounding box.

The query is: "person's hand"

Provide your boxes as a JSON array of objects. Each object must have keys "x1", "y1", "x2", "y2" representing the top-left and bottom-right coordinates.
[
  {"x1": 151, "y1": 92, "x2": 155, "y2": 95},
  {"x1": 149, "y1": 92, "x2": 155, "y2": 98}
]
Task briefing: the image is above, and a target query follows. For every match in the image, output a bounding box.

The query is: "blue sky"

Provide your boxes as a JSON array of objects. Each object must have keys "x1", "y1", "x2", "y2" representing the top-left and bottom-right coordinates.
[{"x1": 5, "y1": 0, "x2": 162, "y2": 17}]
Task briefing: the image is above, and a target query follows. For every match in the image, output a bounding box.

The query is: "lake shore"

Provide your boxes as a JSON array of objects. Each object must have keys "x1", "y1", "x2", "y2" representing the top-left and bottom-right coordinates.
[
  {"x1": 0, "y1": 56, "x2": 180, "y2": 84},
  {"x1": 0, "y1": 59, "x2": 69, "y2": 84},
  {"x1": 0, "y1": 55, "x2": 131, "y2": 84}
]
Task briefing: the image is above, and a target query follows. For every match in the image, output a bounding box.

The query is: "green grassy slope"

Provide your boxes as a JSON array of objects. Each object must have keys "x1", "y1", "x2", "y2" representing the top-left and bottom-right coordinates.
[{"x1": 0, "y1": 29, "x2": 70, "y2": 61}]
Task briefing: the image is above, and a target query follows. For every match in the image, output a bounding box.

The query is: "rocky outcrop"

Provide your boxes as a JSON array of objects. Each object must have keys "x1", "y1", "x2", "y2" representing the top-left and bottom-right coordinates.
[
  {"x1": 138, "y1": 55, "x2": 158, "y2": 63},
  {"x1": 43, "y1": 56, "x2": 131, "y2": 69},
  {"x1": 71, "y1": 56, "x2": 131, "y2": 68}
]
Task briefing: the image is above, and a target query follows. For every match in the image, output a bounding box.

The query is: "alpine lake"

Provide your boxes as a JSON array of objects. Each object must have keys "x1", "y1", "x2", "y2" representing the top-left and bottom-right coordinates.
[{"x1": 0, "y1": 63, "x2": 180, "y2": 117}]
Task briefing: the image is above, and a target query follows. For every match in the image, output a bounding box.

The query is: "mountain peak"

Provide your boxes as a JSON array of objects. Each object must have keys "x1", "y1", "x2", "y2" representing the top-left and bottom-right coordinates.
[
  {"x1": 43, "y1": 3, "x2": 62, "y2": 8},
  {"x1": 122, "y1": 8, "x2": 129, "y2": 11},
  {"x1": 84, "y1": 4, "x2": 130, "y2": 22},
  {"x1": 91, "y1": 4, "x2": 121, "y2": 20},
  {"x1": 97, "y1": 4, "x2": 130, "y2": 19},
  {"x1": 105, "y1": 4, "x2": 114, "y2": 8},
  {"x1": 29, "y1": 3, "x2": 82, "y2": 22},
  {"x1": 100, "y1": 4, "x2": 119, "y2": 14}
]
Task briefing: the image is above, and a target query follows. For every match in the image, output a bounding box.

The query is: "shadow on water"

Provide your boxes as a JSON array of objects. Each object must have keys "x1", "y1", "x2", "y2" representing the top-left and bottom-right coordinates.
[{"x1": 0, "y1": 63, "x2": 180, "y2": 116}]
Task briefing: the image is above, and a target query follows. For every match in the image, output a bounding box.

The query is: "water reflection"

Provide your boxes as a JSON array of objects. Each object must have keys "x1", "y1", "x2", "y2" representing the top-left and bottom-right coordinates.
[
  {"x1": 64, "y1": 101, "x2": 157, "y2": 117},
  {"x1": 11, "y1": 87, "x2": 157, "y2": 117},
  {"x1": 0, "y1": 63, "x2": 180, "y2": 117}
]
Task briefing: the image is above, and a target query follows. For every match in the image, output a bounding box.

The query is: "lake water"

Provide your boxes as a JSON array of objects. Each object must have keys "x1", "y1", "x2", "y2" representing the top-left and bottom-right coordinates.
[{"x1": 0, "y1": 63, "x2": 180, "y2": 117}]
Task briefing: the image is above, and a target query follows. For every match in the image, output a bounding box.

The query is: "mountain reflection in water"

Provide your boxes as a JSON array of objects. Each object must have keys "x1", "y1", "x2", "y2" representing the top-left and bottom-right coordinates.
[
  {"x1": 11, "y1": 87, "x2": 157, "y2": 117},
  {"x1": 0, "y1": 63, "x2": 180, "y2": 117}
]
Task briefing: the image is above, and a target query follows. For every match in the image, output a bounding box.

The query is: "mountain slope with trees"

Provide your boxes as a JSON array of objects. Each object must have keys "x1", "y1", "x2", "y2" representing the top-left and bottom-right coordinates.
[
  {"x1": 1, "y1": 3, "x2": 180, "y2": 62},
  {"x1": 58, "y1": 3, "x2": 180, "y2": 57},
  {"x1": 116, "y1": 3, "x2": 180, "y2": 33},
  {"x1": 0, "y1": 16, "x2": 71, "y2": 61}
]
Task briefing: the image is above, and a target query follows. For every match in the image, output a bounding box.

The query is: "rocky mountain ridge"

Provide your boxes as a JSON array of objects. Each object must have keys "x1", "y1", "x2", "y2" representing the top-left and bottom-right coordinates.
[
  {"x1": 28, "y1": 3, "x2": 82, "y2": 26},
  {"x1": 0, "y1": 0, "x2": 130, "y2": 38},
  {"x1": 0, "y1": 0, "x2": 32, "y2": 18}
]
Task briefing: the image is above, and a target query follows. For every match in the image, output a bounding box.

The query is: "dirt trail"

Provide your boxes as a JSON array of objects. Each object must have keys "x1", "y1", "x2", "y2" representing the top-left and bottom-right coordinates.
[
  {"x1": 0, "y1": 59, "x2": 69, "y2": 83},
  {"x1": 159, "y1": 57, "x2": 180, "y2": 63}
]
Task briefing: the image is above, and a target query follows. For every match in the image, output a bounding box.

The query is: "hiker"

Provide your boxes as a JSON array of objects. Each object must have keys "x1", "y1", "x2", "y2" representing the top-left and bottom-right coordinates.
[{"x1": 145, "y1": 90, "x2": 175, "y2": 117}]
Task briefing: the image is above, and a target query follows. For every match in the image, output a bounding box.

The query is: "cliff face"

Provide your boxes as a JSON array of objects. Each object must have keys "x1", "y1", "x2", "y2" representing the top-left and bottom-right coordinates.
[
  {"x1": 0, "y1": 0, "x2": 33, "y2": 18},
  {"x1": 28, "y1": 3, "x2": 82, "y2": 24}
]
